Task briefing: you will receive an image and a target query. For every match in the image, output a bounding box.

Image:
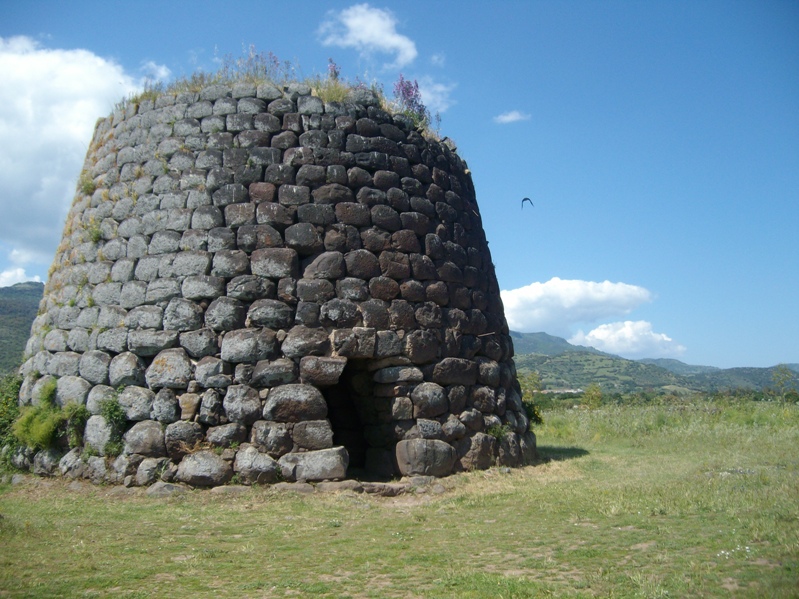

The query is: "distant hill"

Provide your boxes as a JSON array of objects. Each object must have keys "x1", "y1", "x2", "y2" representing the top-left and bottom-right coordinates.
[
  {"x1": 514, "y1": 351, "x2": 688, "y2": 393},
  {"x1": 510, "y1": 330, "x2": 798, "y2": 394},
  {"x1": 0, "y1": 281, "x2": 44, "y2": 373},
  {"x1": 509, "y1": 331, "x2": 607, "y2": 357},
  {"x1": 638, "y1": 358, "x2": 720, "y2": 376}
]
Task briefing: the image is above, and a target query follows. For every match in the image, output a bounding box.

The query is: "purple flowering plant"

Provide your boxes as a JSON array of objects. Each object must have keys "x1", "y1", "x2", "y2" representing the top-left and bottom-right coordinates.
[{"x1": 393, "y1": 73, "x2": 430, "y2": 128}]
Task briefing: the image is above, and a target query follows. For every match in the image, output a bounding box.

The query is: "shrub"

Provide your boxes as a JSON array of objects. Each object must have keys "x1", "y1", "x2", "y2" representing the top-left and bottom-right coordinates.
[
  {"x1": 13, "y1": 404, "x2": 64, "y2": 450},
  {"x1": 99, "y1": 396, "x2": 127, "y2": 457},
  {"x1": 486, "y1": 423, "x2": 512, "y2": 442},
  {"x1": 62, "y1": 402, "x2": 90, "y2": 448},
  {"x1": 518, "y1": 371, "x2": 544, "y2": 426},
  {"x1": 0, "y1": 374, "x2": 22, "y2": 463}
]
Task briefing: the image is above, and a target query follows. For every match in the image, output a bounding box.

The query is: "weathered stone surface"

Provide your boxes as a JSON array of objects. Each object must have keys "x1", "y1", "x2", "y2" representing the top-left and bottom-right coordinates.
[
  {"x1": 299, "y1": 356, "x2": 346, "y2": 386},
  {"x1": 292, "y1": 420, "x2": 334, "y2": 450},
  {"x1": 206, "y1": 422, "x2": 247, "y2": 447},
  {"x1": 280, "y1": 326, "x2": 329, "y2": 358},
  {"x1": 222, "y1": 384, "x2": 262, "y2": 425},
  {"x1": 33, "y1": 448, "x2": 62, "y2": 477},
  {"x1": 136, "y1": 457, "x2": 171, "y2": 486},
  {"x1": 395, "y1": 439, "x2": 456, "y2": 477},
  {"x1": 278, "y1": 446, "x2": 349, "y2": 481},
  {"x1": 175, "y1": 450, "x2": 233, "y2": 487},
  {"x1": 251, "y1": 358, "x2": 298, "y2": 387},
  {"x1": 55, "y1": 375, "x2": 91, "y2": 407},
  {"x1": 145, "y1": 348, "x2": 193, "y2": 389},
  {"x1": 79, "y1": 350, "x2": 111, "y2": 385},
  {"x1": 455, "y1": 432, "x2": 496, "y2": 471},
  {"x1": 197, "y1": 389, "x2": 223, "y2": 425},
  {"x1": 123, "y1": 420, "x2": 166, "y2": 457},
  {"x1": 84, "y1": 415, "x2": 113, "y2": 455},
  {"x1": 220, "y1": 328, "x2": 276, "y2": 362},
  {"x1": 233, "y1": 444, "x2": 280, "y2": 484},
  {"x1": 118, "y1": 386, "x2": 156, "y2": 421},
  {"x1": 262, "y1": 384, "x2": 327, "y2": 422},
  {"x1": 109, "y1": 352, "x2": 146, "y2": 387},
  {"x1": 194, "y1": 356, "x2": 232, "y2": 388},
  {"x1": 410, "y1": 382, "x2": 448, "y2": 418},
  {"x1": 250, "y1": 420, "x2": 293, "y2": 456},
  {"x1": 432, "y1": 357, "x2": 478, "y2": 386},
  {"x1": 164, "y1": 420, "x2": 205, "y2": 460}
]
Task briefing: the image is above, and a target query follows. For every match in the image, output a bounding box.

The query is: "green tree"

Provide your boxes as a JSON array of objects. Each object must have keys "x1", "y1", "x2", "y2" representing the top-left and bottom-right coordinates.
[
  {"x1": 518, "y1": 371, "x2": 543, "y2": 425},
  {"x1": 771, "y1": 365, "x2": 797, "y2": 404},
  {"x1": 583, "y1": 383, "x2": 603, "y2": 410}
]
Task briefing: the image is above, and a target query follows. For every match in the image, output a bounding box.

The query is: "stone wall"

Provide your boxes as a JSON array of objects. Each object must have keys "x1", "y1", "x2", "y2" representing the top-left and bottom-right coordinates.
[{"x1": 16, "y1": 80, "x2": 535, "y2": 487}]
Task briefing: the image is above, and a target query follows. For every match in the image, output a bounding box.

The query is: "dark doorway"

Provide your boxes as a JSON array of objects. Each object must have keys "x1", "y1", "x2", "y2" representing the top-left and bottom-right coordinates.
[{"x1": 322, "y1": 363, "x2": 369, "y2": 474}]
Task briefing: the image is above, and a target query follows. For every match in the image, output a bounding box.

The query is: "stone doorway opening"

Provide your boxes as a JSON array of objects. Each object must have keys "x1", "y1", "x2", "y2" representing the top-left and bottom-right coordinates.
[{"x1": 323, "y1": 361, "x2": 370, "y2": 477}]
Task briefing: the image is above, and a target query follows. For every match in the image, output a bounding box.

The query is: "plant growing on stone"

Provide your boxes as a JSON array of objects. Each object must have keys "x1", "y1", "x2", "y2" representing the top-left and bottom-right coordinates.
[
  {"x1": 99, "y1": 396, "x2": 127, "y2": 456},
  {"x1": 78, "y1": 173, "x2": 96, "y2": 196},
  {"x1": 392, "y1": 73, "x2": 430, "y2": 129},
  {"x1": 486, "y1": 423, "x2": 512, "y2": 442},
  {"x1": 62, "y1": 402, "x2": 90, "y2": 449},
  {"x1": 312, "y1": 58, "x2": 350, "y2": 104}
]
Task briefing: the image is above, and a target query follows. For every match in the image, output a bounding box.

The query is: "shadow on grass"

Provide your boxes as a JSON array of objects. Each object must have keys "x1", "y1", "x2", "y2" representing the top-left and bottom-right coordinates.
[{"x1": 536, "y1": 445, "x2": 589, "y2": 462}]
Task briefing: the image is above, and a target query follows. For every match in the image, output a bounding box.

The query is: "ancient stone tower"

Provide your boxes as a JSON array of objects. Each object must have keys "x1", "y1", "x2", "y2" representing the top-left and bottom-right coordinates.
[{"x1": 17, "y1": 80, "x2": 535, "y2": 486}]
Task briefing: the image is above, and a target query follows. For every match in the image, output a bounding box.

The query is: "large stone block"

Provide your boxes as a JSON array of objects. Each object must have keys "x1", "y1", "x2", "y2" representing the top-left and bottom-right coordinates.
[
  {"x1": 395, "y1": 439, "x2": 456, "y2": 477},
  {"x1": 262, "y1": 384, "x2": 327, "y2": 422},
  {"x1": 278, "y1": 446, "x2": 349, "y2": 481}
]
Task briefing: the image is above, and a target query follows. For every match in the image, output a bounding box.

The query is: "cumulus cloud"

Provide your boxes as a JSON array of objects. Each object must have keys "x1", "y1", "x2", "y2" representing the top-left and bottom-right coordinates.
[
  {"x1": 417, "y1": 76, "x2": 456, "y2": 114},
  {"x1": 0, "y1": 36, "x2": 143, "y2": 276},
  {"x1": 494, "y1": 110, "x2": 531, "y2": 124},
  {"x1": 140, "y1": 60, "x2": 171, "y2": 81},
  {"x1": 430, "y1": 53, "x2": 446, "y2": 67},
  {"x1": 501, "y1": 277, "x2": 653, "y2": 336},
  {"x1": 318, "y1": 4, "x2": 418, "y2": 69},
  {"x1": 570, "y1": 321, "x2": 687, "y2": 359},
  {"x1": 0, "y1": 268, "x2": 40, "y2": 287}
]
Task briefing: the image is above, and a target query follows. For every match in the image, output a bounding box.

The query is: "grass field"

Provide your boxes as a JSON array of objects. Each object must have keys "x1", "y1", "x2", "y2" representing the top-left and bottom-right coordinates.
[{"x1": 1, "y1": 398, "x2": 797, "y2": 598}]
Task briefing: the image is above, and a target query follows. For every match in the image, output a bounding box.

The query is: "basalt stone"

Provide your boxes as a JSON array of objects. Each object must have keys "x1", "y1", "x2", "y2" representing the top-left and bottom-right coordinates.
[
  {"x1": 164, "y1": 420, "x2": 204, "y2": 460},
  {"x1": 250, "y1": 420, "x2": 293, "y2": 456},
  {"x1": 396, "y1": 439, "x2": 455, "y2": 477},
  {"x1": 20, "y1": 81, "x2": 531, "y2": 484},
  {"x1": 263, "y1": 383, "x2": 327, "y2": 422},
  {"x1": 175, "y1": 450, "x2": 233, "y2": 487},
  {"x1": 118, "y1": 386, "x2": 156, "y2": 421},
  {"x1": 123, "y1": 420, "x2": 166, "y2": 457},
  {"x1": 233, "y1": 444, "x2": 280, "y2": 484},
  {"x1": 278, "y1": 446, "x2": 349, "y2": 482},
  {"x1": 145, "y1": 348, "x2": 193, "y2": 389}
]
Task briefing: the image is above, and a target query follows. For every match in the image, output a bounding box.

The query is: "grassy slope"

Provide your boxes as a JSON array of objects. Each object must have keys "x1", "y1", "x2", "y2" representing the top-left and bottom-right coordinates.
[{"x1": 1, "y1": 399, "x2": 796, "y2": 598}]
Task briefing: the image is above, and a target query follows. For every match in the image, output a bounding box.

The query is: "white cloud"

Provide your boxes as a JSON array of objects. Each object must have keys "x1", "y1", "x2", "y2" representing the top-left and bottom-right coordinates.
[
  {"x1": 0, "y1": 36, "x2": 143, "y2": 275},
  {"x1": 501, "y1": 277, "x2": 653, "y2": 336},
  {"x1": 0, "y1": 267, "x2": 41, "y2": 287},
  {"x1": 140, "y1": 60, "x2": 171, "y2": 81},
  {"x1": 570, "y1": 321, "x2": 686, "y2": 359},
  {"x1": 318, "y1": 4, "x2": 418, "y2": 69},
  {"x1": 417, "y1": 76, "x2": 456, "y2": 114},
  {"x1": 430, "y1": 53, "x2": 446, "y2": 67},
  {"x1": 494, "y1": 110, "x2": 531, "y2": 124}
]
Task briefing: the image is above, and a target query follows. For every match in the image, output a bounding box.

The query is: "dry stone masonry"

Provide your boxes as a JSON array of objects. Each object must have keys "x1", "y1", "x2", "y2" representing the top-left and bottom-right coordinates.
[{"x1": 16, "y1": 80, "x2": 536, "y2": 487}]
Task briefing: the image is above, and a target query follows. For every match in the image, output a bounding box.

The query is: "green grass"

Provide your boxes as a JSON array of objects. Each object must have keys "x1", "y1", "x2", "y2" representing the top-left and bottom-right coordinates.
[{"x1": 1, "y1": 398, "x2": 797, "y2": 597}]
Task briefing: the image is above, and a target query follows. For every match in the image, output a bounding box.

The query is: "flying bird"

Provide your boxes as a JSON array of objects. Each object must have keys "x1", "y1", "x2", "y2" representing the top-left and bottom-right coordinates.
[{"x1": 521, "y1": 197, "x2": 534, "y2": 209}]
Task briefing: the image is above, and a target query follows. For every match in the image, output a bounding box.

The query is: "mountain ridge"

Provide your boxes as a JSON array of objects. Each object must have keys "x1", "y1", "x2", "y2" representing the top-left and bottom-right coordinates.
[{"x1": 510, "y1": 331, "x2": 798, "y2": 393}]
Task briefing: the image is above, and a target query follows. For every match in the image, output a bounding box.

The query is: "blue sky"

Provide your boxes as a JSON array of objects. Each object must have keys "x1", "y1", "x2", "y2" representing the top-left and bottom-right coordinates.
[{"x1": 1, "y1": 0, "x2": 797, "y2": 368}]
